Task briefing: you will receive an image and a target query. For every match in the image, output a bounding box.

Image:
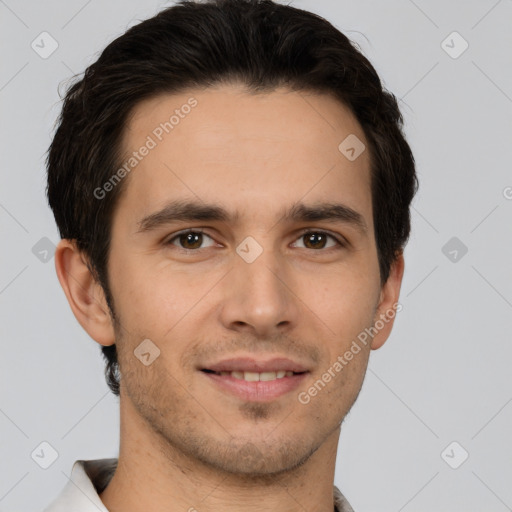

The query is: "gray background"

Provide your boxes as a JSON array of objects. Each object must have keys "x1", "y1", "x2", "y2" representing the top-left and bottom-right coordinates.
[{"x1": 1, "y1": 0, "x2": 511, "y2": 511}]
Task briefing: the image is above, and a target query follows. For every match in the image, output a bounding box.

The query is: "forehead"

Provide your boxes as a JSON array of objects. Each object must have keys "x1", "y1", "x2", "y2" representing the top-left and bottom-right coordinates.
[{"x1": 113, "y1": 84, "x2": 373, "y2": 231}]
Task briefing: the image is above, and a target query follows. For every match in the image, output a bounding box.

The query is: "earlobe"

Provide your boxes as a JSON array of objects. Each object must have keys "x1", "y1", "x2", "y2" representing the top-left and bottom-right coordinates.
[
  {"x1": 54, "y1": 239, "x2": 116, "y2": 347},
  {"x1": 370, "y1": 253, "x2": 405, "y2": 350}
]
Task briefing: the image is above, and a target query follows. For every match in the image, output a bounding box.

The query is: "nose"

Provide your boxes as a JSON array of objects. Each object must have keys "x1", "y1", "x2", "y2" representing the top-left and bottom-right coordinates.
[{"x1": 218, "y1": 244, "x2": 300, "y2": 338}]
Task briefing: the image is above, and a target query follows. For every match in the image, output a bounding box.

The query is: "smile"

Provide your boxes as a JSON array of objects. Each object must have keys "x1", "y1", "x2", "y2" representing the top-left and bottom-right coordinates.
[
  {"x1": 204, "y1": 369, "x2": 301, "y2": 381},
  {"x1": 200, "y1": 368, "x2": 309, "y2": 402}
]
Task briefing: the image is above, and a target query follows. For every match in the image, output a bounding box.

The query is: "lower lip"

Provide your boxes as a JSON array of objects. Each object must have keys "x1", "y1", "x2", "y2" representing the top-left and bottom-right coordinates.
[{"x1": 201, "y1": 372, "x2": 308, "y2": 402}]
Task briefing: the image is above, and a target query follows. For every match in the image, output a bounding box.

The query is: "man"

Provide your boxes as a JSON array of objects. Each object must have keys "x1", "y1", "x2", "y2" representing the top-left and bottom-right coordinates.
[{"x1": 44, "y1": 0, "x2": 417, "y2": 510}]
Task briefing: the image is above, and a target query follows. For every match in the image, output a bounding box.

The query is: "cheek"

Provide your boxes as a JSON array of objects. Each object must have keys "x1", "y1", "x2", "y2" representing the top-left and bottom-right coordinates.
[
  {"x1": 312, "y1": 273, "x2": 379, "y2": 335},
  {"x1": 109, "y1": 255, "x2": 193, "y2": 334},
  {"x1": 297, "y1": 345, "x2": 370, "y2": 425}
]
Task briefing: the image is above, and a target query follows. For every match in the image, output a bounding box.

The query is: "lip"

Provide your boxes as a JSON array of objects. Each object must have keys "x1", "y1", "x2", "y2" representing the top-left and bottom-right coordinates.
[
  {"x1": 199, "y1": 356, "x2": 310, "y2": 402},
  {"x1": 201, "y1": 371, "x2": 308, "y2": 402},
  {"x1": 201, "y1": 357, "x2": 309, "y2": 373}
]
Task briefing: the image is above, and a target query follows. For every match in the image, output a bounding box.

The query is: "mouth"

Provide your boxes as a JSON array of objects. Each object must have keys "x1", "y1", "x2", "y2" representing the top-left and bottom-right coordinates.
[
  {"x1": 202, "y1": 369, "x2": 305, "y2": 381},
  {"x1": 199, "y1": 357, "x2": 310, "y2": 402}
]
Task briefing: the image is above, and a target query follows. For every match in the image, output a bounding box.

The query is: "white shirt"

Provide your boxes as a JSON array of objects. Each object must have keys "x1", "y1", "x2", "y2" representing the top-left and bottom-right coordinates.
[{"x1": 43, "y1": 458, "x2": 354, "y2": 512}]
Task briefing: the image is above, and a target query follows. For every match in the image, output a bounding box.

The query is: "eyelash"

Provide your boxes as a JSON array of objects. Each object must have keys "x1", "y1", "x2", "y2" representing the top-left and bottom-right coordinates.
[{"x1": 164, "y1": 228, "x2": 347, "y2": 252}]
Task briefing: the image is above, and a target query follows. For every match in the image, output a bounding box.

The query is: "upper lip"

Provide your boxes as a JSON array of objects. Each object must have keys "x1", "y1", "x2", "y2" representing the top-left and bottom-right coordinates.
[{"x1": 201, "y1": 357, "x2": 309, "y2": 373}]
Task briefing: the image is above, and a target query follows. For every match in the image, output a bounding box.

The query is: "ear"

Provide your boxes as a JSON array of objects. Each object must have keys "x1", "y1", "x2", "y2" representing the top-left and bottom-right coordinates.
[
  {"x1": 54, "y1": 239, "x2": 115, "y2": 346},
  {"x1": 370, "y1": 252, "x2": 405, "y2": 350}
]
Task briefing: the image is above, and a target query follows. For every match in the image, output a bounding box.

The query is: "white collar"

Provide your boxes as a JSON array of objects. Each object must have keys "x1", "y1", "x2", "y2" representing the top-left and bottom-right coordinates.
[{"x1": 43, "y1": 459, "x2": 115, "y2": 512}]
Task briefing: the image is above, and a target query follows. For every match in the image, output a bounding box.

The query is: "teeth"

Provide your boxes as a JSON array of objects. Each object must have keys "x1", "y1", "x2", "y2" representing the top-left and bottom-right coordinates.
[{"x1": 221, "y1": 370, "x2": 297, "y2": 381}]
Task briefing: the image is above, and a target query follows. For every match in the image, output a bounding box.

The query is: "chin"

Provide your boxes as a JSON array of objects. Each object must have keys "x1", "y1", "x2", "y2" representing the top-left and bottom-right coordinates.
[{"x1": 190, "y1": 435, "x2": 320, "y2": 478}]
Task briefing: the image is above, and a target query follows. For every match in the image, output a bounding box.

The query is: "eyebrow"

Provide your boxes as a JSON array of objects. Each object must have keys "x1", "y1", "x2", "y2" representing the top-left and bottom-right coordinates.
[{"x1": 136, "y1": 199, "x2": 368, "y2": 235}]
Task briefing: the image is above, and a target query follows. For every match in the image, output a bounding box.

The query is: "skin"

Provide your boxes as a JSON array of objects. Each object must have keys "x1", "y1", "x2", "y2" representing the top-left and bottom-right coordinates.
[{"x1": 55, "y1": 84, "x2": 404, "y2": 512}]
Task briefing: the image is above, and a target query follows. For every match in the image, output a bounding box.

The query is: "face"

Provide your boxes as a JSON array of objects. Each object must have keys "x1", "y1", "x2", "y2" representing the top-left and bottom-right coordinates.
[{"x1": 104, "y1": 84, "x2": 398, "y2": 476}]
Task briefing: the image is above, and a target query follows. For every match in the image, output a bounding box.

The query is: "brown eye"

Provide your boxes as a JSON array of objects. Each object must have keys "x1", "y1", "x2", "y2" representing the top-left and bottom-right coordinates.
[
  {"x1": 293, "y1": 231, "x2": 343, "y2": 250},
  {"x1": 178, "y1": 232, "x2": 203, "y2": 249},
  {"x1": 166, "y1": 230, "x2": 215, "y2": 250},
  {"x1": 303, "y1": 232, "x2": 328, "y2": 249}
]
